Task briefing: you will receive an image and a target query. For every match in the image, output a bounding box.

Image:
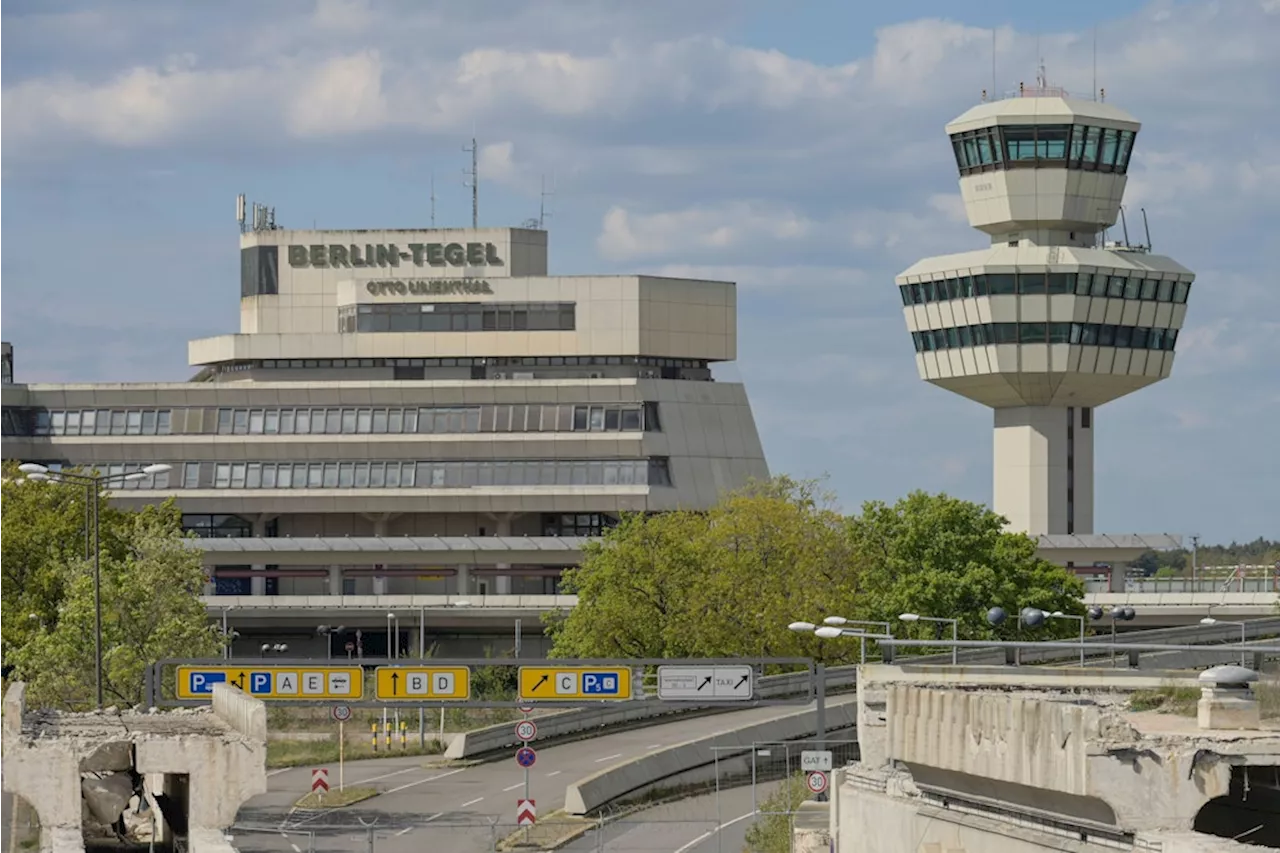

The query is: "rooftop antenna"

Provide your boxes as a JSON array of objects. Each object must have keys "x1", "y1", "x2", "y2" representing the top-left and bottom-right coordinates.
[
  {"x1": 1140, "y1": 208, "x2": 1153, "y2": 251},
  {"x1": 462, "y1": 137, "x2": 479, "y2": 228},
  {"x1": 991, "y1": 29, "x2": 997, "y2": 97},
  {"x1": 1092, "y1": 26, "x2": 1098, "y2": 101},
  {"x1": 430, "y1": 172, "x2": 436, "y2": 228},
  {"x1": 538, "y1": 174, "x2": 555, "y2": 230},
  {"x1": 1119, "y1": 206, "x2": 1131, "y2": 247},
  {"x1": 236, "y1": 194, "x2": 246, "y2": 233}
]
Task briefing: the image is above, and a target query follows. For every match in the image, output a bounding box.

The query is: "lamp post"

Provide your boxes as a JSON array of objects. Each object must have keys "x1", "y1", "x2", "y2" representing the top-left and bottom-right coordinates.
[
  {"x1": 1200, "y1": 615, "x2": 1248, "y2": 666},
  {"x1": 18, "y1": 461, "x2": 172, "y2": 709},
  {"x1": 899, "y1": 613, "x2": 959, "y2": 665},
  {"x1": 1048, "y1": 611, "x2": 1086, "y2": 667},
  {"x1": 1086, "y1": 606, "x2": 1136, "y2": 666},
  {"x1": 259, "y1": 642, "x2": 288, "y2": 658},
  {"x1": 317, "y1": 625, "x2": 346, "y2": 661},
  {"x1": 789, "y1": 620, "x2": 894, "y2": 665}
]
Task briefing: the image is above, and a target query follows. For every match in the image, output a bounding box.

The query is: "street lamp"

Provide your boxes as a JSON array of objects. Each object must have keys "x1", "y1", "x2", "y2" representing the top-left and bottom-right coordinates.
[
  {"x1": 386, "y1": 612, "x2": 399, "y2": 659},
  {"x1": 1200, "y1": 615, "x2": 1248, "y2": 666},
  {"x1": 317, "y1": 625, "x2": 346, "y2": 661},
  {"x1": 898, "y1": 613, "x2": 959, "y2": 665},
  {"x1": 260, "y1": 643, "x2": 288, "y2": 658},
  {"x1": 1086, "y1": 606, "x2": 1136, "y2": 666},
  {"x1": 1048, "y1": 611, "x2": 1086, "y2": 666},
  {"x1": 18, "y1": 461, "x2": 173, "y2": 709}
]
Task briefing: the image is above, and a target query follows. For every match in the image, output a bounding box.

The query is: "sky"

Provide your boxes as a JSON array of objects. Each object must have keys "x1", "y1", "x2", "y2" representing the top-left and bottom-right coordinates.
[{"x1": 2, "y1": 0, "x2": 1277, "y2": 544}]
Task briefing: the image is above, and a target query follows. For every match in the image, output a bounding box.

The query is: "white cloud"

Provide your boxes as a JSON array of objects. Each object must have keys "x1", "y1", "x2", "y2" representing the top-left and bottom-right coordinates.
[
  {"x1": 597, "y1": 203, "x2": 814, "y2": 261},
  {"x1": 286, "y1": 51, "x2": 387, "y2": 137}
]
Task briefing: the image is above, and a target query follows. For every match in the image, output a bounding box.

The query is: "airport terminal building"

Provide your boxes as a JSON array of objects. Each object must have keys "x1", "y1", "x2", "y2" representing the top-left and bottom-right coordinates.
[{"x1": 2, "y1": 222, "x2": 769, "y2": 655}]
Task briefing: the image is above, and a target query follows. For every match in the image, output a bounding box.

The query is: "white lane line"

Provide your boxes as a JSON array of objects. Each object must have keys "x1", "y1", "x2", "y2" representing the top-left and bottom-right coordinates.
[
  {"x1": 595, "y1": 753, "x2": 623, "y2": 763},
  {"x1": 460, "y1": 796, "x2": 485, "y2": 807},
  {"x1": 503, "y1": 782, "x2": 524, "y2": 792},
  {"x1": 546, "y1": 770, "x2": 562, "y2": 777},
  {"x1": 673, "y1": 811, "x2": 756, "y2": 853},
  {"x1": 383, "y1": 767, "x2": 467, "y2": 796},
  {"x1": 646, "y1": 744, "x2": 662, "y2": 750},
  {"x1": 349, "y1": 765, "x2": 426, "y2": 786},
  {"x1": 423, "y1": 813, "x2": 443, "y2": 823},
  {"x1": 290, "y1": 845, "x2": 301, "y2": 853},
  {"x1": 394, "y1": 827, "x2": 414, "y2": 837},
  {"x1": 267, "y1": 768, "x2": 291, "y2": 777}
]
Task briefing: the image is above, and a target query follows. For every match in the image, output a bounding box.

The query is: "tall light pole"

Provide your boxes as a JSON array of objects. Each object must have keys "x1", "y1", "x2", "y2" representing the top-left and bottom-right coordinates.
[
  {"x1": 1201, "y1": 614, "x2": 1248, "y2": 666},
  {"x1": 1048, "y1": 611, "x2": 1086, "y2": 666},
  {"x1": 899, "y1": 613, "x2": 959, "y2": 665},
  {"x1": 19, "y1": 461, "x2": 172, "y2": 709}
]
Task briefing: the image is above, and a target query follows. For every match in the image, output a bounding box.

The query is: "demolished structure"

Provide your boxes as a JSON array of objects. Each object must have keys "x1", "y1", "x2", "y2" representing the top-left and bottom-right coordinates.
[
  {"x1": 2, "y1": 682, "x2": 267, "y2": 853},
  {"x1": 812, "y1": 665, "x2": 1280, "y2": 852}
]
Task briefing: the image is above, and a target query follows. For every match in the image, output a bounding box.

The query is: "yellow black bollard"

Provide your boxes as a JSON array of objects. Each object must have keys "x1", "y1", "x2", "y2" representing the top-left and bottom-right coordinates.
[
  {"x1": 399, "y1": 720, "x2": 407, "y2": 751},
  {"x1": 383, "y1": 719, "x2": 391, "y2": 750},
  {"x1": 371, "y1": 722, "x2": 378, "y2": 753}
]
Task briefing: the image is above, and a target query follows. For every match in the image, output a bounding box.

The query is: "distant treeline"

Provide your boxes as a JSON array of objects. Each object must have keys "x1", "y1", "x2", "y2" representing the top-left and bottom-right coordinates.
[{"x1": 1129, "y1": 537, "x2": 1279, "y2": 576}]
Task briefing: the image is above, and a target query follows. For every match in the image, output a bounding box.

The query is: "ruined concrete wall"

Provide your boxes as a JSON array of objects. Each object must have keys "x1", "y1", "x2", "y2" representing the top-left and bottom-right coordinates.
[
  {"x1": 1085, "y1": 742, "x2": 1231, "y2": 832},
  {"x1": 1, "y1": 684, "x2": 84, "y2": 848},
  {"x1": 834, "y1": 768, "x2": 1120, "y2": 853},
  {"x1": 854, "y1": 668, "x2": 888, "y2": 767},
  {"x1": 211, "y1": 681, "x2": 267, "y2": 741},
  {"x1": 885, "y1": 685, "x2": 1095, "y2": 797}
]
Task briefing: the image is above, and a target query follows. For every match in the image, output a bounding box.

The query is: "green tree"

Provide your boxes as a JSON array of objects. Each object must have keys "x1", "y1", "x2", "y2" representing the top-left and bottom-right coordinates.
[
  {"x1": 743, "y1": 774, "x2": 812, "y2": 853},
  {"x1": 1, "y1": 463, "x2": 131, "y2": 664},
  {"x1": 849, "y1": 491, "x2": 1085, "y2": 644},
  {"x1": 10, "y1": 502, "x2": 221, "y2": 710}
]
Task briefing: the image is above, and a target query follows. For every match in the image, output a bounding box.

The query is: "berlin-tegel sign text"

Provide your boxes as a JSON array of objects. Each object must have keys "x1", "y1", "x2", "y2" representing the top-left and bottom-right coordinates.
[{"x1": 288, "y1": 242, "x2": 503, "y2": 268}]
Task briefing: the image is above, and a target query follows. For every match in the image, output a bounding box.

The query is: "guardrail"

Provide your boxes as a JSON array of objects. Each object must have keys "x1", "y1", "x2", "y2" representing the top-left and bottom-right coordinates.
[
  {"x1": 444, "y1": 665, "x2": 859, "y2": 759},
  {"x1": 563, "y1": 698, "x2": 860, "y2": 815},
  {"x1": 899, "y1": 617, "x2": 1280, "y2": 668}
]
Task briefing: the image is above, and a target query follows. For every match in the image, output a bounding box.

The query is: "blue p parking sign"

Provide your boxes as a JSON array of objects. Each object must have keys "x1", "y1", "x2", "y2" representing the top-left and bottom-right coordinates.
[
  {"x1": 581, "y1": 672, "x2": 620, "y2": 695},
  {"x1": 250, "y1": 672, "x2": 272, "y2": 694},
  {"x1": 188, "y1": 671, "x2": 226, "y2": 694}
]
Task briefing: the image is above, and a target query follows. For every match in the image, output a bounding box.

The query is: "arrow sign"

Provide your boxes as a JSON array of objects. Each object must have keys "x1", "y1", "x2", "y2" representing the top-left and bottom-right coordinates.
[
  {"x1": 311, "y1": 768, "x2": 330, "y2": 794},
  {"x1": 657, "y1": 665, "x2": 754, "y2": 701},
  {"x1": 698, "y1": 676, "x2": 712, "y2": 692},
  {"x1": 735, "y1": 674, "x2": 750, "y2": 690},
  {"x1": 517, "y1": 799, "x2": 536, "y2": 826},
  {"x1": 532, "y1": 674, "x2": 549, "y2": 693},
  {"x1": 391, "y1": 672, "x2": 400, "y2": 696}
]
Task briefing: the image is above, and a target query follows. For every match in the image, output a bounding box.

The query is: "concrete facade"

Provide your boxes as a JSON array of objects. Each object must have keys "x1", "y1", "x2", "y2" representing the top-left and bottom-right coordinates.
[
  {"x1": 824, "y1": 665, "x2": 1279, "y2": 852},
  {"x1": 895, "y1": 84, "x2": 1195, "y2": 550},
  {"x1": 2, "y1": 682, "x2": 266, "y2": 853},
  {"x1": 1, "y1": 222, "x2": 769, "y2": 652}
]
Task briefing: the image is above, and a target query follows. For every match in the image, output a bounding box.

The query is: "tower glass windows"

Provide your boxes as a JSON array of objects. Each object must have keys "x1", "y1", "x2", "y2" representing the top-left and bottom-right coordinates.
[
  {"x1": 909, "y1": 321, "x2": 1179, "y2": 354},
  {"x1": 898, "y1": 269, "x2": 1190, "y2": 309},
  {"x1": 953, "y1": 123, "x2": 1136, "y2": 177}
]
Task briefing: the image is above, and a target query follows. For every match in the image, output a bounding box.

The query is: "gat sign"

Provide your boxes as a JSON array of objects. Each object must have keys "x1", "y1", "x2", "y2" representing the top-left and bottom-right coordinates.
[{"x1": 288, "y1": 242, "x2": 503, "y2": 269}]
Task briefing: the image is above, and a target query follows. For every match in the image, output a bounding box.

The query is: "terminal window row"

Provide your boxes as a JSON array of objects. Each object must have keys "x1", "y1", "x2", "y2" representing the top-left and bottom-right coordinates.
[
  {"x1": 898, "y1": 272, "x2": 1191, "y2": 305},
  {"x1": 17, "y1": 402, "x2": 661, "y2": 437},
  {"x1": 338, "y1": 302, "x2": 576, "y2": 333},
  {"x1": 951, "y1": 124, "x2": 1136, "y2": 176},
  {"x1": 910, "y1": 322, "x2": 1180, "y2": 352},
  {"x1": 42, "y1": 458, "x2": 672, "y2": 490},
  {"x1": 180, "y1": 458, "x2": 671, "y2": 489}
]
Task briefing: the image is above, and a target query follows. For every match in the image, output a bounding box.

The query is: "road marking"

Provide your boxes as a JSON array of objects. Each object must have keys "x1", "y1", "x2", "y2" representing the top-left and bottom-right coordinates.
[
  {"x1": 267, "y1": 768, "x2": 291, "y2": 777},
  {"x1": 461, "y1": 796, "x2": 485, "y2": 807},
  {"x1": 290, "y1": 844, "x2": 301, "y2": 853},
  {"x1": 423, "y1": 813, "x2": 443, "y2": 823},
  {"x1": 351, "y1": 765, "x2": 426, "y2": 786},
  {"x1": 673, "y1": 811, "x2": 757, "y2": 853},
  {"x1": 595, "y1": 753, "x2": 623, "y2": 763},
  {"x1": 394, "y1": 827, "x2": 413, "y2": 837},
  {"x1": 546, "y1": 770, "x2": 562, "y2": 777},
  {"x1": 646, "y1": 744, "x2": 662, "y2": 749},
  {"x1": 503, "y1": 782, "x2": 524, "y2": 792},
  {"x1": 384, "y1": 767, "x2": 467, "y2": 796}
]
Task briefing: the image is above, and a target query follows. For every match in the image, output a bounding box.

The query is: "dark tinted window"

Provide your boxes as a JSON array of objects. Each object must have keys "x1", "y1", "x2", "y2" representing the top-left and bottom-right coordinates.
[{"x1": 240, "y1": 246, "x2": 279, "y2": 297}]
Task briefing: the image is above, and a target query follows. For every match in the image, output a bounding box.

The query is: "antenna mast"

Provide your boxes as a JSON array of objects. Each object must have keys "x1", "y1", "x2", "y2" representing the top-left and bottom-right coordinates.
[
  {"x1": 430, "y1": 172, "x2": 436, "y2": 228},
  {"x1": 462, "y1": 138, "x2": 479, "y2": 228},
  {"x1": 538, "y1": 174, "x2": 555, "y2": 230},
  {"x1": 991, "y1": 29, "x2": 997, "y2": 96}
]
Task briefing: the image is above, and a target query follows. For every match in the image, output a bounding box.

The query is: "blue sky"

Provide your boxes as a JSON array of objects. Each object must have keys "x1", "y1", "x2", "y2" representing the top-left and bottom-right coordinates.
[{"x1": 2, "y1": 0, "x2": 1277, "y2": 543}]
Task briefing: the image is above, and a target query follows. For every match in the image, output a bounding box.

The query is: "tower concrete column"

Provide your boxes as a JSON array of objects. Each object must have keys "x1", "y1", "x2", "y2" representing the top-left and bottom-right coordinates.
[
  {"x1": 328, "y1": 566, "x2": 343, "y2": 596},
  {"x1": 249, "y1": 515, "x2": 276, "y2": 596},
  {"x1": 992, "y1": 406, "x2": 1093, "y2": 536},
  {"x1": 456, "y1": 564, "x2": 471, "y2": 596},
  {"x1": 370, "y1": 514, "x2": 391, "y2": 595},
  {"x1": 493, "y1": 513, "x2": 515, "y2": 595}
]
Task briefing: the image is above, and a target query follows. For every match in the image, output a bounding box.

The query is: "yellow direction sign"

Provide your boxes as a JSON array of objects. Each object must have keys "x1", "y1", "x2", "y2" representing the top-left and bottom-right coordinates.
[
  {"x1": 374, "y1": 667, "x2": 471, "y2": 701},
  {"x1": 518, "y1": 667, "x2": 632, "y2": 701},
  {"x1": 175, "y1": 666, "x2": 363, "y2": 700}
]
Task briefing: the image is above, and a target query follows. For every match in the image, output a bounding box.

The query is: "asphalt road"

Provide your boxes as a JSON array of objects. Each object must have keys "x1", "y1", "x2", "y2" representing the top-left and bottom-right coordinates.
[
  {"x1": 558, "y1": 783, "x2": 785, "y2": 853},
  {"x1": 234, "y1": 701, "x2": 830, "y2": 853}
]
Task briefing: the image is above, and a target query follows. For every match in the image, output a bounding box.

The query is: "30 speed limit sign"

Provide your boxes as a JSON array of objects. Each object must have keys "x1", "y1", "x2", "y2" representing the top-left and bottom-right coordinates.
[
  {"x1": 331, "y1": 705, "x2": 352, "y2": 722},
  {"x1": 515, "y1": 719, "x2": 538, "y2": 742},
  {"x1": 806, "y1": 771, "x2": 828, "y2": 794}
]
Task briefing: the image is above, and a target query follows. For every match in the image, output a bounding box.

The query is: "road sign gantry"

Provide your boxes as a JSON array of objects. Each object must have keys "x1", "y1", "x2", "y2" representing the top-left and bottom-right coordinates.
[
  {"x1": 175, "y1": 665, "x2": 363, "y2": 700},
  {"x1": 518, "y1": 666, "x2": 632, "y2": 701},
  {"x1": 657, "y1": 665, "x2": 754, "y2": 700}
]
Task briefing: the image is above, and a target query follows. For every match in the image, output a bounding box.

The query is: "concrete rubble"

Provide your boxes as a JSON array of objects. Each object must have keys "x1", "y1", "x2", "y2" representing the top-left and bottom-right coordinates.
[{"x1": 2, "y1": 682, "x2": 267, "y2": 853}]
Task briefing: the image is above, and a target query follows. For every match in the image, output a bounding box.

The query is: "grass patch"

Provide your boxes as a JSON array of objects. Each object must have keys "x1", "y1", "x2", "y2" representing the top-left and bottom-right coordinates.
[
  {"x1": 292, "y1": 787, "x2": 378, "y2": 810},
  {"x1": 1129, "y1": 684, "x2": 1201, "y2": 716},
  {"x1": 267, "y1": 737, "x2": 445, "y2": 768},
  {"x1": 495, "y1": 810, "x2": 596, "y2": 851}
]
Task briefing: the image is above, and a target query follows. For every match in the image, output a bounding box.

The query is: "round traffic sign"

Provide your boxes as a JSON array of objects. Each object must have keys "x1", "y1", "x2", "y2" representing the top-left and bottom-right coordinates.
[
  {"x1": 331, "y1": 705, "x2": 352, "y2": 722},
  {"x1": 518, "y1": 703, "x2": 535, "y2": 714},
  {"x1": 516, "y1": 746, "x2": 537, "y2": 768},
  {"x1": 515, "y1": 720, "x2": 537, "y2": 742},
  {"x1": 806, "y1": 771, "x2": 828, "y2": 794}
]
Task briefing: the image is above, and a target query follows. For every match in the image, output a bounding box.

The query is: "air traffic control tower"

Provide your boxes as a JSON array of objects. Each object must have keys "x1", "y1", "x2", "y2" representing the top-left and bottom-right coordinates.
[{"x1": 896, "y1": 76, "x2": 1195, "y2": 536}]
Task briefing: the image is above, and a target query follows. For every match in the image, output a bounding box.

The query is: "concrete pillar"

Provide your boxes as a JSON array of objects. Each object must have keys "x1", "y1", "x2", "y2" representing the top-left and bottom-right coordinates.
[
  {"x1": 992, "y1": 406, "x2": 1093, "y2": 536},
  {"x1": 494, "y1": 513, "x2": 514, "y2": 595},
  {"x1": 456, "y1": 564, "x2": 471, "y2": 596},
  {"x1": 371, "y1": 515, "x2": 389, "y2": 595},
  {"x1": 250, "y1": 515, "x2": 270, "y2": 596},
  {"x1": 328, "y1": 566, "x2": 343, "y2": 596}
]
